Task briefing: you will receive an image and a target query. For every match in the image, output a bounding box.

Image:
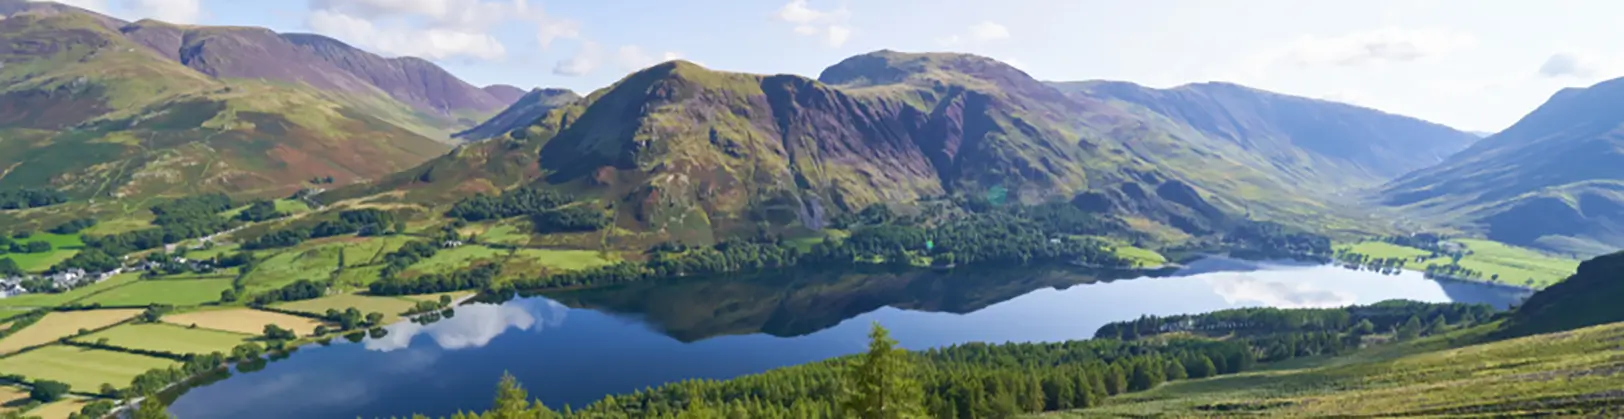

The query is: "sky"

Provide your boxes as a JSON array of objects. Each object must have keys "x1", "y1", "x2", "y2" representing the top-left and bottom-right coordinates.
[{"x1": 41, "y1": 0, "x2": 1624, "y2": 133}]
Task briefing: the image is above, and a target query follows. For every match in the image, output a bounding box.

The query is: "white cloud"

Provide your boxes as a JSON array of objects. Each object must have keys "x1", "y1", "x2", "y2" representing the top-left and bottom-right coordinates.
[
  {"x1": 1279, "y1": 27, "x2": 1476, "y2": 67},
  {"x1": 365, "y1": 300, "x2": 563, "y2": 353},
  {"x1": 307, "y1": 9, "x2": 506, "y2": 61},
  {"x1": 773, "y1": 0, "x2": 852, "y2": 48},
  {"x1": 1204, "y1": 274, "x2": 1357, "y2": 309},
  {"x1": 304, "y1": 0, "x2": 581, "y2": 62},
  {"x1": 554, "y1": 41, "x2": 602, "y2": 76},
  {"x1": 129, "y1": 0, "x2": 201, "y2": 24},
  {"x1": 967, "y1": 21, "x2": 1010, "y2": 42},
  {"x1": 1537, "y1": 51, "x2": 1621, "y2": 80},
  {"x1": 825, "y1": 25, "x2": 852, "y2": 47},
  {"x1": 938, "y1": 21, "x2": 1011, "y2": 46}
]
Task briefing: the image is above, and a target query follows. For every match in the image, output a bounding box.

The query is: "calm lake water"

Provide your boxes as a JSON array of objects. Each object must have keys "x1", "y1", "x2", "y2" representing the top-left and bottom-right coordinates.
[{"x1": 165, "y1": 257, "x2": 1526, "y2": 419}]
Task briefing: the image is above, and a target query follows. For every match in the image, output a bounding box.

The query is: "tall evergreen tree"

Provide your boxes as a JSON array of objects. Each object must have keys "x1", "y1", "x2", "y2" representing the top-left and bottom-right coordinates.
[{"x1": 841, "y1": 323, "x2": 926, "y2": 419}]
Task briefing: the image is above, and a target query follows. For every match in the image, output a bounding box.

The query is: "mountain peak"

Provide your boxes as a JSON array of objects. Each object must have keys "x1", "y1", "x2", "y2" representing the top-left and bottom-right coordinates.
[{"x1": 817, "y1": 50, "x2": 1025, "y2": 88}]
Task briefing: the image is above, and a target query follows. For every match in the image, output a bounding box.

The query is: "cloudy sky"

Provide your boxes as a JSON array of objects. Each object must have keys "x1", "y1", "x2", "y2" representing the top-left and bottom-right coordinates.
[{"x1": 48, "y1": 0, "x2": 1624, "y2": 132}]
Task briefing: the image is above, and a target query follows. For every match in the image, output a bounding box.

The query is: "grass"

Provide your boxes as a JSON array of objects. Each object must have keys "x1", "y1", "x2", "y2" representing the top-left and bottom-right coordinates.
[
  {"x1": 26, "y1": 398, "x2": 89, "y2": 419},
  {"x1": 407, "y1": 245, "x2": 511, "y2": 275},
  {"x1": 274, "y1": 198, "x2": 312, "y2": 214},
  {"x1": 1032, "y1": 321, "x2": 1624, "y2": 417},
  {"x1": 160, "y1": 308, "x2": 325, "y2": 336},
  {"x1": 403, "y1": 291, "x2": 474, "y2": 303},
  {"x1": 0, "y1": 345, "x2": 178, "y2": 391},
  {"x1": 0, "y1": 385, "x2": 27, "y2": 413},
  {"x1": 73, "y1": 323, "x2": 250, "y2": 355},
  {"x1": 241, "y1": 242, "x2": 343, "y2": 291},
  {"x1": 1336, "y1": 239, "x2": 1581, "y2": 288},
  {"x1": 2, "y1": 232, "x2": 87, "y2": 273},
  {"x1": 476, "y1": 223, "x2": 531, "y2": 246},
  {"x1": 181, "y1": 242, "x2": 240, "y2": 261},
  {"x1": 273, "y1": 294, "x2": 416, "y2": 323},
  {"x1": 1109, "y1": 244, "x2": 1166, "y2": 268},
  {"x1": 508, "y1": 248, "x2": 615, "y2": 271},
  {"x1": 0, "y1": 272, "x2": 141, "y2": 309},
  {"x1": 0, "y1": 309, "x2": 142, "y2": 354},
  {"x1": 78, "y1": 279, "x2": 232, "y2": 307}
]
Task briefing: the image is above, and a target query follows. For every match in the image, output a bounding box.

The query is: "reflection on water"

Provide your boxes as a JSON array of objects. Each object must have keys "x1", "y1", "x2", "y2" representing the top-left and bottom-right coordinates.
[{"x1": 168, "y1": 257, "x2": 1526, "y2": 419}]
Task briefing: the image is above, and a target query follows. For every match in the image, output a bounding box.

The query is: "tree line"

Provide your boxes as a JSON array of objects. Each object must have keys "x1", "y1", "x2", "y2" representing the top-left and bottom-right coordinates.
[
  {"x1": 0, "y1": 188, "x2": 68, "y2": 210},
  {"x1": 1093, "y1": 300, "x2": 1496, "y2": 345},
  {"x1": 240, "y1": 209, "x2": 400, "y2": 250}
]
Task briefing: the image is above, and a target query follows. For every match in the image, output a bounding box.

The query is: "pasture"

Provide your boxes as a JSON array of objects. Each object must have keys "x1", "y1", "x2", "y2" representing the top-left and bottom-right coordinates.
[
  {"x1": 79, "y1": 279, "x2": 232, "y2": 307},
  {"x1": 161, "y1": 308, "x2": 325, "y2": 336},
  {"x1": 1335, "y1": 241, "x2": 1433, "y2": 259},
  {"x1": 0, "y1": 309, "x2": 141, "y2": 354},
  {"x1": 0, "y1": 346, "x2": 177, "y2": 391},
  {"x1": 240, "y1": 243, "x2": 342, "y2": 291},
  {"x1": 274, "y1": 294, "x2": 416, "y2": 323},
  {"x1": 0, "y1": 385, "x2": 27, "y2": 412},
  {"x1": 407, "y1": 245, "x2": 510, "y2": 275},
  {"x1": 75, "y1": 323, "x2": 250, "y2": 355},
  {"x1": 25, "y1": 398, "x2": 89, "y2": 419}
]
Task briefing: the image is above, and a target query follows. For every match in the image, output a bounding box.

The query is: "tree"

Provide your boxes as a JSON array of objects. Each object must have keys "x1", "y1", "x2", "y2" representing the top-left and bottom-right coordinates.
[
  {"x1": 841, "y1": 322, "x2": 925, "y2": 419},
  {"x1": 1350, "y1": 319, "x2": 1376, "y2": 336},
  {"x1": 1396, "y1": 315, "x2": 1423, "y2": 340},
  {"x1": 365, "y1": 312, "x2": 385, "y2": 327},
  {"x1": 1165, "y1": 359, "x2": 1188, "y2": 381},
  {"x1": 1425, "y1": 314, "x2": 1448, "y2": 336},
  {"x1": 23, "y1": 241, "x2": 50, "y2": 253},
  {"x1": 218, "y1": 289, "x2": 238, "y2": 303},
  {"x1": 1188, "y1": 355, "x2": 1218, "y2": 379},
  {"x1": 0, "y1": 258, "x2": 21, "y2": 277},
  {"x1": 29, "y1": 380, "x2": 69, "y2": 402},
  {"x1": 263, "y1": 324, "x2": 296, "y2": 341},
  {"x1": 314, "y1": 325, "x2": 330, "y2": 336},
  {"x1": 132, "y1": 396, "x2": 172, "y2": 419}
]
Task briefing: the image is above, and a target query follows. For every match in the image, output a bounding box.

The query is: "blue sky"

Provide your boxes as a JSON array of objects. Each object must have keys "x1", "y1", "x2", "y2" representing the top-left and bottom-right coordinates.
[{"x1": 45, "y1": 0, "x2": 1624, "y2": 133}]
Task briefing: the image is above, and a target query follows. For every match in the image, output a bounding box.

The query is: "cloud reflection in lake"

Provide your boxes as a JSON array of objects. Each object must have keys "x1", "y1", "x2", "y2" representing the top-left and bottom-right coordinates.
[
  {"x1": 1203, "y1": 268, "x2": 1358, "y2": 308},
  {"x1": 365, "y1": 298, "x2": 568, "y2": 352}
]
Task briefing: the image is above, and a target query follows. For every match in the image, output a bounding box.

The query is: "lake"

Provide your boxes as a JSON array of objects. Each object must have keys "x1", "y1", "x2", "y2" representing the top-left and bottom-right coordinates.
[{"x1": 165, "y1": 257, "x2": 1527, "y2": 419}]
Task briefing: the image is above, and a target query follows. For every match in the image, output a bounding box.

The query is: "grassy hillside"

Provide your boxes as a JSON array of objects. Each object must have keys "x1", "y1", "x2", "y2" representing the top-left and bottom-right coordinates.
[
  {"x1": 0, "y1": 4, "x2": 456, "y2": 230},
  {"x1": 1032, "y1": 321, "x2": 1624, "y2": 417},
  {"x1": 1381, "y1": 77, "x2": 1624, "y2": 256}
]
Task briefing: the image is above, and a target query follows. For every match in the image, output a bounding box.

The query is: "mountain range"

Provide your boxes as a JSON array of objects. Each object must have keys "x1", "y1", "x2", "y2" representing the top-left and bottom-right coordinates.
[
  {"x1": 2, "y1": 1, "x2": 1619, "y2": 256},
  {"x1": 0, "y1": 0, "x2": 522, "y2": 216}
]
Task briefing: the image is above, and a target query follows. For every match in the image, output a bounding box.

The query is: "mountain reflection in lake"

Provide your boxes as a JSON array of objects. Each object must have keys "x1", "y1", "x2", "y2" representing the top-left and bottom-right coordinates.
[{"x1": 166, "y1": 257, "x2": 1525, "y2": 419}]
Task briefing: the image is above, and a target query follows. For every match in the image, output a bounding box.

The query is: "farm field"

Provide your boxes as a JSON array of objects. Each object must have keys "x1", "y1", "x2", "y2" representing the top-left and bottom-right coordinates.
[
  {"x1": 1335, "y1": 241, "x2": 1434, "y2": 259},
  {"x1": 1112, "y1": 244, "x2": 1167, "y2": 268},
  {"x1": 182, "y1": 243, "x2": 241, "y2": 261},
  {"x1": 240, "y1": 243, "x2": 342, "y2": 291},
  {"x1": 274, "y1": 294, "x2": 416, "y2": 323},
  {"x1": 74, "y1": 323, "x2": 250, "y2": 355},
  {"x1": 274, "y1": 198, "x2": 313, "y2": 214},
  {"x1": 161, "y1": 308, "x2": 326, "y2": 336},
  {"x1": 403, "y1": 291, "x2": 474, "y2": 303},
  {"x1": 336, "y1": 235, "x2": 414, "y2": 267},
  {"x1": 0, "y1": 345, "x2": 177, "y2": 391},
  {"x1": 509, "y1": 248, "x2": 615, "y2": 271},
  {"x1": 1335, "y1": 239, "x2": 1581, "y2": 288},
  {"x1": 4, "y1": 232, "x2": 85, "y2": 273},
  {"x1": 1031, "y1": 322, "x2": 1624, "y2": 418},
  {"x1": 473, "y1": 222, "x2": 531, "y2": 246},
  {"x1": 25, "y1": 398, "x2": 89, "y2": 419},
  {"x1": 407, "y1": 245, "x2": 510, "y2": 275},
  {"x1": 0, "y1": 273, "x2": 142, "y2": 309},
  {"x1": 0, "y1": 385, "x2": 27, "y2": 412},
  {"x1": 79, "y1": 279, "x2": 232, "y2": 307},
  {"x1": 0, "y1": 309, "x2": 141, "y2": 354},
  {"x1": 333, "y1": 264, "x2": 387, "y2": 289}
]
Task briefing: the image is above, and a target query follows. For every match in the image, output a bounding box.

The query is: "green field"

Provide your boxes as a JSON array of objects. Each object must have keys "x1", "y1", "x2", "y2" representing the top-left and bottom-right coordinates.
[
  {"x1": 274, "y1": 199, "x2": 312, "y2": 214},
  {"x1": 0, "y1": 345, "x2": 178, "y2": 390},
  {"x1": 241, "y1": 243, "x2": 343, "y2": 291},
  {"x1": 273, "y1": 294, "x2": 416, "y2": 323},
  {"x1": 1336, "y1": 239, "x2": 1581, "y2": 288},
  {"x1": 1, "y1": 233, "x2": 87, "y2": 272},
  {"x1": 407, "y1": 245, "x2": 511, "y2": 275},
  {"x1": 1335, "y1": 241, "x2": 1434, "y2": 259},
  {"x1": 508, "y1": 248, "x2": 615, "y2": 271},
  {"x1": 74, "y1": 323, "x2": 250, "y2": 355},
  {"x1": 0, "y1": 272, "x2": 143, "y2": 309},
  {"x1": 181, "y1": 242, "x2": 241, "y2": 261},
  {"x1": 1033, "y1": 321, "x2": 1624, "y2": 417},
  {"x1": 79, "y1": 279, "x2": 232, "y2": 307},
  {"x1": 476, "y1": 223, "x2": 532, "y2": 246}
]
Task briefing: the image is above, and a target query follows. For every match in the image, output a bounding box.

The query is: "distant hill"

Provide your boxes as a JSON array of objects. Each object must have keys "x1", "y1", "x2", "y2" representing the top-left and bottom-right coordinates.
[
  {"x1": 1381, "y1": 78, "x2": 1624, "y2": 255},
  {"x1": 453, "y1": 88, "x2": 579, "y2": 142},
  {"x1": 1059, "y1": 81, "x2": 1479, "y2": 186},
  {"x1": 0, "y1": 1, "x2": 531, "y2": 225}
]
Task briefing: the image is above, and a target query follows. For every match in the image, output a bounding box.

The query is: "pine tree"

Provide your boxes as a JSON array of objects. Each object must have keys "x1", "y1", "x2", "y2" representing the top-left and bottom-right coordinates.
[
  {"x1": 1103, "y1": 364, "x2": 1127, "y2": 395},
  {"x1": 490, "y1": 372, "x2": 531, "y2": 419},
  {"x1": 1397, "y1": 315, "x2": 1423, "y2": 340},
  {"x1": 1425, "y1": 314, "x2": 1448, "y2": 336},
  {"x1": 841, "y1": 322, "x2": 925, "y2": 419},
  {"x1": 1165, "y1": 359, "x2": 1188, "y2": 381},
  {"x1": 1189, "y1": 355, "x2": 1218, "y2": 379}
]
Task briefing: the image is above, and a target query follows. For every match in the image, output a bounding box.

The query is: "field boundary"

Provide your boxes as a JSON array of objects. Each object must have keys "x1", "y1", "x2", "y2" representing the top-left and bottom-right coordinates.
[{"x1": 0, "y1": 315, "x2": 142, "y2": 359}]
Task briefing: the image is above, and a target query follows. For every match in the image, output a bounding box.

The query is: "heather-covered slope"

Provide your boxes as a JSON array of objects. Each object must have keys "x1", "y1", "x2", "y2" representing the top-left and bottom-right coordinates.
[
  {"x1": 0, "y1": 2, "x2": 451, "y2": 212},
  {"x1": 1381, "y1": 77, "x2": 1624, "y2": 255}
]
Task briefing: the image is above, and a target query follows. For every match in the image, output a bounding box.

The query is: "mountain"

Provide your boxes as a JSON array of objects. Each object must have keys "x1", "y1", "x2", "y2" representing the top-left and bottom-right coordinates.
[
  {"x1": 1381, "y1": 78, "x2": 1624, "y2": 255},
  {"x1": 1059, "y1": 81, "x2": 1479, "y2": 185},
  {"x1": 0, "y1": 1, "x2": 519, "y2": 220},
  {"x1": 1469, "y1": 130, "x2": 1496, "y2": 138},
  {"x1": 346, "y1": 52, "x2": 1242, "y2": 245},
  {"x1": 452, "y1": 88, "x2": 579, "y2": 142},
  {"x1": 482, "y1": 85, "x2": 528, "y2": 104}
]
